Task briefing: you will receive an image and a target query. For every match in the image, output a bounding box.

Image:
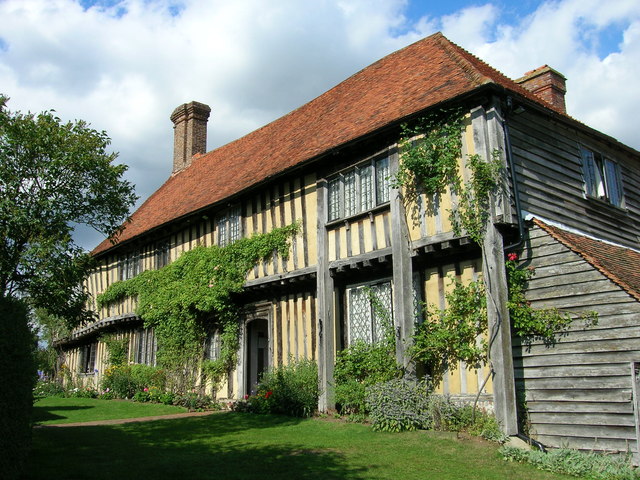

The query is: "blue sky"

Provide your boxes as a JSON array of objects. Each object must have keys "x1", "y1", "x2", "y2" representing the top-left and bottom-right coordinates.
[{"x1": 1, "y1": 0, "x2": 639, "y2": 250}]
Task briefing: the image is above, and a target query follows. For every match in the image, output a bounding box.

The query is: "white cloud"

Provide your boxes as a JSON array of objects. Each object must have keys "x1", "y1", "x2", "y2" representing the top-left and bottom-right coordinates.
[{"x1": 1, "y1": 0, "x2": 639, "y2": 249}]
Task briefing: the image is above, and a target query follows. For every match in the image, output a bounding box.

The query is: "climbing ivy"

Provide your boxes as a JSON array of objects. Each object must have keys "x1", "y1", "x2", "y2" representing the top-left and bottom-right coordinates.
[
  {"x1": 97, "y1": 223, "x2": 299, "y2": 392},
  {"x1": 395, "y1": 108, "x2": 502, "y2": 245}
]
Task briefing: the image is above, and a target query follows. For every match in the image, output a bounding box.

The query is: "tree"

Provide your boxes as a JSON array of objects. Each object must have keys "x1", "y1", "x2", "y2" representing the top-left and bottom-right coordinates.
[
  {"x1": 0, "y1": 95, "x2": 137, "y2": 324},
  {"x1": 0, "y1": 95, "x2": 136, "y2": 479}
]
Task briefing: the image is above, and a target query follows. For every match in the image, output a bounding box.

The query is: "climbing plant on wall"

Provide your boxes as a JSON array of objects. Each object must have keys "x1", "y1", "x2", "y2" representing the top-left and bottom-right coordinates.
[
  {"x1": 394, "y1": 108, "x2": 502, "y2": 245},
  {"x1": 97, "y1": 223, "x2": 299, "y2": 392}
]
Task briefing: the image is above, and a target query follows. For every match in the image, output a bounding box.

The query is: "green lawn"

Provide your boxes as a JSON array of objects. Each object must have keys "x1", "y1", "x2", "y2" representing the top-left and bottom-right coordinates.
[
  {"x1": 28, "y1": 398, "x2": 577, "y2": 480},
  {"x1": 33, "y1": 396, "x2": 187, "y2": 424}
]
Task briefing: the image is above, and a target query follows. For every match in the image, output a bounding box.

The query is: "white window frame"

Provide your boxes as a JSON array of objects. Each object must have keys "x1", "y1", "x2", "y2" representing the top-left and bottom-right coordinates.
[
  {"x1": 328, "y1": 156, "x2": 390, "y2": 222},
  {"x1": 580, "y1": 146, "x2": 623, "y2": 207},
  {"x1": 218, "y1": 205, "x2": 242, "y2": 246}
]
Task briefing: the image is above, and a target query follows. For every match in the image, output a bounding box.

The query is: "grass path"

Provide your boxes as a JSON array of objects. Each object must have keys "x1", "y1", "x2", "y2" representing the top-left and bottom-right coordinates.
[{"x1": 28, "y1": 399, "x2": 576, "y2": 480}]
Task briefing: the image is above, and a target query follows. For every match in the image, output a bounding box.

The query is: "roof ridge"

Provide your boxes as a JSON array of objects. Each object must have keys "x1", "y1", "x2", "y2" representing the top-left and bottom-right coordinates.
[
  {"x1": 434, "y1": 33, "x2": 492, "y2": 87},
  {"x1": 533, "y1": 218, "x2": 640, "y2": 302}
]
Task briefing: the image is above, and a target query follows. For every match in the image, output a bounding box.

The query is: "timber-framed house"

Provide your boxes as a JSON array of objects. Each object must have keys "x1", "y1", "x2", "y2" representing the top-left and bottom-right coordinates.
[{"x1": 58, "y1": 32, "x2": 640, "y2": 461}]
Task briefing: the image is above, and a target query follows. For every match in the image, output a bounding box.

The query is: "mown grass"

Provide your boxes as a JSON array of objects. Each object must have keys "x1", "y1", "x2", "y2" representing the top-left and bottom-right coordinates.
[
  {"x1": 32, "y1": 396, "x2": 187, "y2": 425},
  {"x1": 28, "y1": 398, "x2": 577, "y2": 480}
]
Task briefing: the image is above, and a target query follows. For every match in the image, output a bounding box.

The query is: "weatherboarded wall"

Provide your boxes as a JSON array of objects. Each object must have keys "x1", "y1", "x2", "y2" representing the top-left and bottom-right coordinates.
[{"x1": 514, "y1": 225, "x2": 640, "y2": 457}]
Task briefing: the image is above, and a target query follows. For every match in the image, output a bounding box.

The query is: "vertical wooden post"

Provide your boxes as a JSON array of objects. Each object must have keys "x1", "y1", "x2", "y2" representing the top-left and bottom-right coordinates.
[
  {"x1": 632, "y1": 362, "x2": 640, "y2": 466},
  {"x1": 389, "y1": 150, "x2": 415, "y2": 374},
  {"x1": 316, "y1": 179, "x2": 335, "y2": 411},
  {"x1": 472, "y1": 104, "x2": 518, "y2": 435}
]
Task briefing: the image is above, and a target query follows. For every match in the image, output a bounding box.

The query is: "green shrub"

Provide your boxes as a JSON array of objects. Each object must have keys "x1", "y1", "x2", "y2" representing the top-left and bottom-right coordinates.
[
  {"x1": 500, "y1": 446, "x2": 639, "y2": 480},
  {"x1": 333, "y1": 340, "x2": 400, "y2": 414},
  {"x1": 172, "y1": 392, "x2": 217, "y2": 411},
  {"x1": 257, "y1": 358, "x2": 319, "y2": 417},
  {"x1": 0, "y1": 297, "x2": 36, "y2": 480},
  {"x1": 102, "y1": 364, "x2": 166, "y2": 398},
  {"x1": 366, "y1": 378, "x2": 432, "y2": 432},
  {"x1": 67, "y1": 386, "x2": 99, "y2": 398},
  {"x1": 33, "y1": 380, "x2": 65, "y2": 399}
]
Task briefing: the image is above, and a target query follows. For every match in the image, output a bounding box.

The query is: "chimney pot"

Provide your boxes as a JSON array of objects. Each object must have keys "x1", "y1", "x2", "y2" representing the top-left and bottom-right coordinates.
[
  {"x1": 170, "y1": 101, "x2": 211, "y2": 174},
  {"x1": 515, "y1": 65, "x2": 567, "y2": 114}
]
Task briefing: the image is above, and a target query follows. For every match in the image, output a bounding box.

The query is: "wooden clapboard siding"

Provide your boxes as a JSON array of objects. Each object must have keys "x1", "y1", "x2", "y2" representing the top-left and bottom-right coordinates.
[
  {"x1": 509, "y1": 110, "x2": 640, "y2": 248},
  {"x1": 514, "y1": 225, "x2": 640, "y2": 455},
  {"x1": 421, "y1": 258, "x2": 492, "y2": 397}
]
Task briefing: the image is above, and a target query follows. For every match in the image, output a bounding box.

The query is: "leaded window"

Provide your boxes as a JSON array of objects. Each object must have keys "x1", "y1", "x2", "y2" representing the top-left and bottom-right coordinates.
[
  {"x1": 155, "y1": 241, "x2": 170, "y2": 270},
  {"x1": 204, "y1": 329, "x2": 221, "y2": 361},
  {"x1": 134, "y1": 328, "x2": 156, "y2": 366},
  {"x1": 327, "y1": 156, "x2": 391, "y2": 221},
  {"x1": 119, "y1": 251, "x2": 140, "y2": 281},
  {"x1": 346, "y1": 281, "x2": 393, "y2": 345},
  {"x1": 218, "y1": 205, "x2": 242, "y2": 246},
  {"x1": 580, "y1": 147, "x2": 623, "y2": 207}
]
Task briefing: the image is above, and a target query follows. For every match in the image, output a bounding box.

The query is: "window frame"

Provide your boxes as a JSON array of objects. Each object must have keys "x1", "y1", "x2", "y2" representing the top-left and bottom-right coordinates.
[
  {"x1": 580, "y1": 146, "x2": 624, "y2": 208},
  {"x1": 217, "y1": 205, "x2": 242, "y2": 247},
  {"x1": 345, "y1": 279, "x2": 393, "y2": 346},
  {"x1": 119, "y1": 251, "x2": 141, "y2": 281},
  {"x1": 327, "y1": 155, "x2": 391, "y2": 222},
  {"x1": 134, "y1": 328, "x2": 156, "y2": 366},
  {"x1": 80, "y1": 342, "x2": 97, "y2": 374},
  {"x1": 154, "y1": 241, "x2": 170, "y2": 270}
]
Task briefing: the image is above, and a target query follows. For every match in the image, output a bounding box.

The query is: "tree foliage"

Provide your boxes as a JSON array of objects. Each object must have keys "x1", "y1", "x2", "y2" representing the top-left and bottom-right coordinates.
[{"x1": 0, "y1": 95, "x2": 137, "y2": 325}]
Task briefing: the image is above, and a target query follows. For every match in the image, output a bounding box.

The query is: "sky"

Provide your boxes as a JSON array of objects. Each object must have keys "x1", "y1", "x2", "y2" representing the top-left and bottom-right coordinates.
[{"x1": 1, "y1": 0, "x2": 639, "y2": 251}]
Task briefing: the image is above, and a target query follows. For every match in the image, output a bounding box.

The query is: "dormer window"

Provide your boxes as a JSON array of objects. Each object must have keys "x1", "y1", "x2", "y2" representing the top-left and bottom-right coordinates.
[
  {"x1": 580, "y1": 147, "x2": 623, "y2": 207},
  {"x1": 218, "y1": 205, "x2": 242, "y2": 246},
  {"x1": 328, "y1": 156, "x2": 390, "y2": 221}
]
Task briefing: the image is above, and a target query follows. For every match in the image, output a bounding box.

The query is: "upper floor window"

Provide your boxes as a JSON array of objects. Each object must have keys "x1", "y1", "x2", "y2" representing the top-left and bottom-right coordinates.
[
  {"x1": 155, "y1": 241, "x2": 170, "y2": 270},
  {"x1": 328, "y1": 156, "x2": 390, "y2": 221},
  {"x1": 119, "y1": 251, "x2": 140, "y2": 281},
  {"x1": 218, "y1": 205, "x2": 242, "y2": 247},
  {"x1": 204, "y1": 329, "x2": 221, "y2": 361},
  {"x1": 580, "y1": 147, "x2": 623, "y2": 207}
]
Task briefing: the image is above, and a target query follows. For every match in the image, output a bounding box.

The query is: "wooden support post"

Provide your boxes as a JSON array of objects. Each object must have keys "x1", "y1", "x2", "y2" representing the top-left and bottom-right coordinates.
[
  {"x1": 316, "y1": 179, "x2": 335, "y2": 411},
  {"x1": 472, "y1": 103, "x2": 518, "y2": 435},
  {"x1": 632, "y1": 362, "x2": 640, "y2": 466},
  {"x1": 389, "y1": 151, "x2": 415, "y2": 374}
]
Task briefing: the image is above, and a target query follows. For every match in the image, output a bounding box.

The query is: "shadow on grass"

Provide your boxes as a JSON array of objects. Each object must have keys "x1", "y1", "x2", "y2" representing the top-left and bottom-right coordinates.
[
  {"x1": 32, "y1": 405, "x2": 94, "y2": 424},
  {"x1": 28, "y1": 413, "x2": 369, "y2": 479}
]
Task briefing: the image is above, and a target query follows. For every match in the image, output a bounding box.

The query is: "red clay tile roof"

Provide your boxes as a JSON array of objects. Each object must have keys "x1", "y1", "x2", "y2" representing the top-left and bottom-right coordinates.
[
  {"x1": 534, "y1": 218, "x2": 640, "y2": 301},
  {"x1": 93, "y1": 32, "x2": 565, "y2": 256}
]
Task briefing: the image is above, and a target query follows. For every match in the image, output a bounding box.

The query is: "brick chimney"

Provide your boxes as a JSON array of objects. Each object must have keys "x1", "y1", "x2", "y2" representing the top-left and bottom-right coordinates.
[
  {"x1": 170, "y1": 101, "x2": 211, "y2": 174},
  {"x1": 515, "y1": 65, "x2": 567, "y2": 114}
]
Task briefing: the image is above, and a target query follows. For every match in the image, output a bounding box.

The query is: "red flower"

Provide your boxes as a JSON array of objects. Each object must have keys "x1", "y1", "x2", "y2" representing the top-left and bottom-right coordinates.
[
  {"x1": 507, "y1": 253, "x2": 518, "y2": 262},
  {"x1": 265, "y1": 391, "x2": 273, "y2": 399}
]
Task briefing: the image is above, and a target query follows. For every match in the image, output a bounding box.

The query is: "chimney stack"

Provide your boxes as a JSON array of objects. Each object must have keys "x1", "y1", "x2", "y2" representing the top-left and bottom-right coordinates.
[
  {"x1": 170, "y1": 101, "x2": 211, "y2": 174},
  {"x1": 515, "y1": 65, "x2": 567, "y2": 114}
]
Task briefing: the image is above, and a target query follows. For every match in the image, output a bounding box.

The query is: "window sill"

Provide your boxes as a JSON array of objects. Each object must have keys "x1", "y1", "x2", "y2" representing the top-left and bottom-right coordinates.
[
  {"x1": 326, "y1": 203, "x2": 390, "y2": 228},
  {"x1": 584, "y1": 195, "x2": 627, "y2": 214}
]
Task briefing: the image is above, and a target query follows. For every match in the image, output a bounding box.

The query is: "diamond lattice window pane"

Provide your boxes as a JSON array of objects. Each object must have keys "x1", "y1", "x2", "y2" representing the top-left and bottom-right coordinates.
[{"x1": 349, "y1": 287, "x2": 372, "y2": 344}]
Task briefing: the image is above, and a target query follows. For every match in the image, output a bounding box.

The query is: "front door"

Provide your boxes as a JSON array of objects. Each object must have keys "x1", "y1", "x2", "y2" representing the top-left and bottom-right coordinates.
[{"x1": 246, "y1": 319, "x2": 269, "y2": 395}]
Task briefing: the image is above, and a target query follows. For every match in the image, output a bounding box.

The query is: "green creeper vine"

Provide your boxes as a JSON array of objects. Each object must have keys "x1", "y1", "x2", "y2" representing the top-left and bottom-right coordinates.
[
  {"x1": 97, "y1": 223, "x2": 299, "y2": 392},
  {"x1": 506, "y1": 253, "x2": 598, "y2": 344},
  {"x1": 395, "y1": 108, "x2": 502, "y2": 245},
  {"x1": 411, "y1": 277, "x2": 488, "y2": 384},
  {"x1": 100, "y1": 333, "x2": 129, "y2": 367}
]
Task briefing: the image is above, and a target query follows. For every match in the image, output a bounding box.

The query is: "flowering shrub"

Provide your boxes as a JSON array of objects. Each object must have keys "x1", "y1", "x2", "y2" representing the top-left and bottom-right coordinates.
[
  {"x1": 33, "y1": 380, "x2": 66, "y2": 399},
  {"x1": 233, "y1": 359, "x2": 319, "y2": 418},
  {"x1": 101, "y1": 364, "x2": 166, "y2": 399}
]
